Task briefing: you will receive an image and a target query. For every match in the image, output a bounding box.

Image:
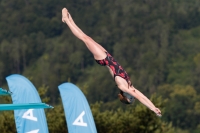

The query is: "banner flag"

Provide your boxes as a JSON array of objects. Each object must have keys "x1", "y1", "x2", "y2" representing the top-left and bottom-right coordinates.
[
  {"x1": 6, "y1": 74, "x2": 49, "y2": 133},
  {"x1": 58, "y1": 82, "x2": 97, "y2": 133}
]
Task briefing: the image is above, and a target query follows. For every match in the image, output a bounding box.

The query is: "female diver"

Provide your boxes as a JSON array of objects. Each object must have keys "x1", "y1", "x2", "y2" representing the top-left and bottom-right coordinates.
[{"x1": 62, "y1": 8, "x2": 161, "y2": 117}]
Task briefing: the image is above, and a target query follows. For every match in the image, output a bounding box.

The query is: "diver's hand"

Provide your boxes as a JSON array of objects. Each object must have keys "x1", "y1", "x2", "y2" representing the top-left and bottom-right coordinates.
[{"x1": 152, "y1": 107, "x2": 162, "y2": 117}]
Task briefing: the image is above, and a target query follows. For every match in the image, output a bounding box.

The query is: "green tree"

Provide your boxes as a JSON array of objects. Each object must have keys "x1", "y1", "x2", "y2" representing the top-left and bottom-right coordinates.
[{"x1": 158, "y1": 84, "x2": 200, "y2": 131}]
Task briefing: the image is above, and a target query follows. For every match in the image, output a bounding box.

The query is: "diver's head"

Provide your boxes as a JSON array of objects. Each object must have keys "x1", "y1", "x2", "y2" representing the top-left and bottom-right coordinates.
[{"x1": 118, "y1": 91, "x2": 135, "y2": 104}]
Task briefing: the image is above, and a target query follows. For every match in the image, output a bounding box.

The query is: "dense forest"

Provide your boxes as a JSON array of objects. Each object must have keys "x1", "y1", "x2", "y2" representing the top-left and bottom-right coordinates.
[{"x1": 0, "y1": 0, "x2": 200, "y2": 132}]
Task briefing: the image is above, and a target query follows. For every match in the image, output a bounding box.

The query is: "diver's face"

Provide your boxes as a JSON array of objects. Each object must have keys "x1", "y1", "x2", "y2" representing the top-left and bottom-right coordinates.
[{"x1": 123, "y1": 92, "x2": 134, "y2": 104}]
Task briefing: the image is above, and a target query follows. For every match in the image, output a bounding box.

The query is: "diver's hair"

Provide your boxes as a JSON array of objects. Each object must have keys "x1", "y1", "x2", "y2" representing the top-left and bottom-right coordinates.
[{"x1": 118, "y1": 91, "x2": 131, "y2": 104}]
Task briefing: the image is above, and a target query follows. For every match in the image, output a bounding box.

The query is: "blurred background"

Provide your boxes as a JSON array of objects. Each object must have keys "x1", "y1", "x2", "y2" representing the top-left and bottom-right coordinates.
[{"x1": 0, "y1": 0, "x2": 200, "y2": 132}]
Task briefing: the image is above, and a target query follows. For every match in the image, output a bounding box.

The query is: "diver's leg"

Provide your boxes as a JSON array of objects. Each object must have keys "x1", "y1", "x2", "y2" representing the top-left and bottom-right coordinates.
[
  {"x1": 62, "y1": 8, "x2": 106, "y2": 60},
  {"x1": 67, "y1": 12, "x2": 107, "y2": 52}
]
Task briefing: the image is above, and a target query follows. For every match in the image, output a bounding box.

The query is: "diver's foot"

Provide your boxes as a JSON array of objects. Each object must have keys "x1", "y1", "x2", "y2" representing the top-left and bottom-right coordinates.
[{"x1": 62, "y1": 8, "x2": 69, "y2": 23}]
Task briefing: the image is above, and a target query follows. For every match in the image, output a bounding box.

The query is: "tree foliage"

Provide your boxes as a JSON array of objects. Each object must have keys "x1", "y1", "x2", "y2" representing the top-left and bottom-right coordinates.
[{"x1": 0, "y1": 0, "x2": 200, "y2": 132}]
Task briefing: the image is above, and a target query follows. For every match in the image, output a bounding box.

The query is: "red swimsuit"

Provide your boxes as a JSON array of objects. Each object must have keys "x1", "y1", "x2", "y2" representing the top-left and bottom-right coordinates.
[
  {"x1": 96, "y1": 52, "x2": 132, "y2": 86},
  {"x1": 96, "y1": 52, "x2": 134, "y2": 104}
]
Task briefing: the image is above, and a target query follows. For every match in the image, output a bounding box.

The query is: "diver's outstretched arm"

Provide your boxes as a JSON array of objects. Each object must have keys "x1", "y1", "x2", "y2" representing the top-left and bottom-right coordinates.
[
  {"x1": 116, "y1": 78, "x2": 161, "y2": 117},
  {"x1": 127, "y1": 87, "x2": 161, "y2": 116}
]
